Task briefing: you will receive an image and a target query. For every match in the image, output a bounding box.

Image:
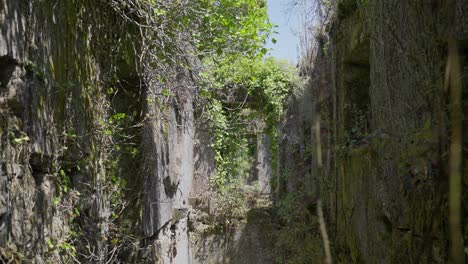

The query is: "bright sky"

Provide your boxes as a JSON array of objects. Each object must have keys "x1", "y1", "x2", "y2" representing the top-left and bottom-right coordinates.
[{"x1": 266, "y1": 0, "x2": 301, "y2": 64}]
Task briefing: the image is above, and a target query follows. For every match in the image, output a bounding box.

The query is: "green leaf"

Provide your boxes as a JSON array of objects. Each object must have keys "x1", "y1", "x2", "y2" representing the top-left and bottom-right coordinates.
[{"x1": 13, "y1": 136, "x2": 30, "y2": 144}]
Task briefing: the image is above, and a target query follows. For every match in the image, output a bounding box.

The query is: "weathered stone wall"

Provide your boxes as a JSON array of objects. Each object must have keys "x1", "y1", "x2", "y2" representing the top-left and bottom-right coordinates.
[
  {"x1": 329, "y1": 1, "x2": 468, "y2": 262},
  {"x1": 13, "y1": 0, "x2": 468, "y2": 263},
  {"x1": 255, "y1": 133, "x2": 272, "y2": 193},
  {"x1": 0, "y1": 1, "x2": 202, "y2": 262},
  {"x1": 276, "y1": 1, "x2": 468, "y2": 263},
  {"x1": 0, "y1": 1, "x2": 120, "y2": 262},
  {"x1": 277, "y1": 87, "x2": 314, "y2": 196},
  {"x1": 192, "y1": 121, "x2": 216, "y2": 198},
  {"x1": 284, "y1": 0, "x2": 468, "y2": 263},
  {"x1": 0, "y1": 1, "x2": 276, "y2": 263},
  {"x1": 190, "y1": 204, "x2": 274, "y2": 264},
  {"x1": 141, "y1": 67, "x2": 195, "y2": 263}
]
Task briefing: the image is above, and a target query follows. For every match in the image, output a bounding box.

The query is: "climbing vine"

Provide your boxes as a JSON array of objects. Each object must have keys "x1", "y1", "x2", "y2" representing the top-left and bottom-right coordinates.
[
  {"x1": 200, "y1": 57, "x2": 304, "y2": 190},
  {"x1": 2, "y1": 0, "x2": 297, "y2": 262}
]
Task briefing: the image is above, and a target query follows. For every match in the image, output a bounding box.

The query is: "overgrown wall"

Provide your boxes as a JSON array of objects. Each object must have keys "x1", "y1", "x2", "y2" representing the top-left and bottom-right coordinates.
[
  {"x1": 0, "y1": 1, "x2": 200, "y2": 263},
  {"x1": 282, "y1": 0, "x2": 468, "y2": 262},
  {"x1": 0, "y1": 1, "x2": 125, "y2": 262}
]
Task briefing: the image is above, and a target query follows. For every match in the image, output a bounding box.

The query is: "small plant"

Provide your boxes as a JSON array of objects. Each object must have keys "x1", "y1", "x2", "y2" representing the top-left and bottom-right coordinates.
[
  {"x1": 212, "y1": 183, "x2": 248, "y2": 225},
  {"x1": 45, "y1": 236, "x2": 78, "y2": 262}
]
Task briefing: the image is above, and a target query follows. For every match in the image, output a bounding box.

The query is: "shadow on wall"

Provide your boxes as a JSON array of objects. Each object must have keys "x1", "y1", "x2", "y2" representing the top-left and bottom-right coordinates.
[{"x1": 191, "y1": 207, "x2": 274, "y2": 264}]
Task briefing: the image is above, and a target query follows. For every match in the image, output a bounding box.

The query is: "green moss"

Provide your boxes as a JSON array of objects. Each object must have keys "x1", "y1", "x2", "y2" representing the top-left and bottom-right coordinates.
[{"x1": 337, "y1": 0, "x2": 358, "y2": 19}]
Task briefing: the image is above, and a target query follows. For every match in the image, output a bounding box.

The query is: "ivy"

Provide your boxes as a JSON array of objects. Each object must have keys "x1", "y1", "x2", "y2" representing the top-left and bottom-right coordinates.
[
  {"x1": 195, "y1": 0, "x2": 272, "y2": 58},
  {"x1": 200, "y1": 57, "x2": 304, "y2": 190},
  {"x1": 112, "y1": 0, "x2": 272, "y2": 68}
]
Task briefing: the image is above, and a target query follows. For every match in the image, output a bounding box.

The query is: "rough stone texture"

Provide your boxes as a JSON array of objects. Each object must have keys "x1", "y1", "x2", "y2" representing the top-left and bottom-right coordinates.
[
  {"x1": 192, "y1": 122, "x2": 216, "y2": 198},
  {"x1": 0, "y1": 1, "x2": 68, "y2": 262},
  {"x1": 0, "y1": 1, "x2": 277, "y2": 262},
  {"x1": 255, "y1": 134, "x2": 272, "y2": 194},
  {"x1": 278, "y1": 86, "x2": 314, "y2": 196},
  {"x1": 359, "y1": 2, "x2": 448, "y2": 262},
  {"x1": 0, "y1": 1, "x2": 136, "y2": 262},
  {"x1": 190, "y1": 207, "x2": 274, "y2": 264},
  {"x1": 0, "y1": 1, "x2": 27, "y2": 61},
  {"x1": 276, "y1": 0, "x2": 468, "y2": 263},
  {"x1": 310, "y1": 0, "x2": 468, "y2": 263},
  {"x1": 0, "y1": 59, "x2": 62, "y2": 263},
  {"x1": 142, "y1": 68, "x2": 195, "y2": 263}
]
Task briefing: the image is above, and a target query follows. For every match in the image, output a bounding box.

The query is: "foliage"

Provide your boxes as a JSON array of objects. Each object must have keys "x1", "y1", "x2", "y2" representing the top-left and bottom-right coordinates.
[
  {"x1": 196, "y1": 0, "x2": 272, "y2": 58},
  {"x1": 16, "y1": 0, "x2": 290, "y2": 261},
  {"x1": 206, "y1": 181, "x2": 264, "y2": 232},
  {"x1": 212, "y1": 184, "x2": 249, "y2": 227},
  {"x1": 0, "y1": 247, "x2": 24, "y2": 264},
  {"x1": 45, "y1": 236, "x2": 78, "y2": 263},
  {"x1": 200, "y1": 57, "x2": 303, "y2": 190},
  {"x1": 112, "y1": 0, "x2": 272, "y2": 66},
  {"x1": 207, "y1": 57, "x2": 299, "y2": 119},
  {"x1": 110, "y1": 0, "x2": 279, "y2": 198}
]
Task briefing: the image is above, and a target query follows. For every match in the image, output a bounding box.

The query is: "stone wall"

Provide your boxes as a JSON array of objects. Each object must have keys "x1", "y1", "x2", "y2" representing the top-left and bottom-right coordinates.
[
  {"x1": 330, "y1": 1, "x2": 468, "y2": 262},
  {"x1": 141, "y1": 67, "x2": 195, "y2": 263},
  {"x1": 0, "y1": 1, "x2": 275, "y2": 263},
  {"x1": 0, "y1": 1, "x2": 201, "y2": 262},
  {"x1": 281, "y1": 0, "x2": 468, "y2": 262},
  {"x1": 0, "y1": 1, "x2": 118, "y2": 262}
]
